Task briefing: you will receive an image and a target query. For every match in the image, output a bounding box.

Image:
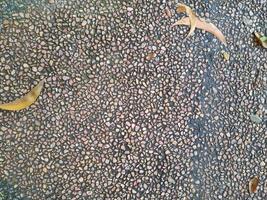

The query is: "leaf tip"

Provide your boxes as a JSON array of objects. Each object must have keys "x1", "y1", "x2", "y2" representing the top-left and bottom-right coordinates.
[{"x1": 249, "y1": 176, "x2": 259, "y2": 193}]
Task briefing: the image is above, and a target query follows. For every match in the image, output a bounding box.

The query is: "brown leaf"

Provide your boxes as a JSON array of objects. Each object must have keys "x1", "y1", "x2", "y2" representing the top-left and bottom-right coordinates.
[
  {"x1": 172, "y1": 17, "x2": 226, "y2": 44},
  {"x1": 176, "y1": 3, "x2": 196, "y2": 37},
  {"x1": 249, "y1": 176, "x2": 259, "y2": 193},
  {"x1": 255, "y1": 32, "x2": 267, "y2": 48}
]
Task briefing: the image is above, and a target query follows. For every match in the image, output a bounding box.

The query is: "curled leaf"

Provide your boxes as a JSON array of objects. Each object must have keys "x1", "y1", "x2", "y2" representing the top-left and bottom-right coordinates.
[
  {"x1": 255, "y1": 32, "x2": 267, "y2": 48},
  {"x1": 172, "y1": 17, "x2": 226, "y2": 44},
  {"x1": 176, "y1": 3, "x2": 196, "y2": 37},
  {"x1": 0, "y1": 80, "x2": 45, "y2": 111},
  {"x1": 249, "y1": 176, "x2": 259, "y2": 193}
]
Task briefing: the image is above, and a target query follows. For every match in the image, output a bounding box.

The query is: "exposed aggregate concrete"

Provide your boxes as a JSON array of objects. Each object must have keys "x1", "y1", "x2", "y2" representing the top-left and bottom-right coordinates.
[{"x1": 0, "y1": 0, "x2": 266, "y2": 199}]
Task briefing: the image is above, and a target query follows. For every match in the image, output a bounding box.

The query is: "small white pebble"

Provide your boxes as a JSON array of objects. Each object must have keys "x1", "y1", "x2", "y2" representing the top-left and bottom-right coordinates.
[
  {"x1": 81, "y1": 20, "x2": 87, "y2": 26},
  {"x1": 32, "y1": 67, "x2": 38, "y2": 72},
  {"x1": 23, "y1": 63, "x2": 29, "y2": 68},
  {"x1": 127, "y1": 7, "x2": 133, "y2": 12},
  {"x1": 62, "y1": 76, "x2": 69, "y2": 81},
  {"x1": 79, "y1": 177, "x2": 84, "y2": 183}
]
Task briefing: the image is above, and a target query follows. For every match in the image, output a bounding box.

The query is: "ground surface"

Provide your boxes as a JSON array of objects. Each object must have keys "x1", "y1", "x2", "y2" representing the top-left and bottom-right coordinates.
[{"x1": 0, "y1": 0, "x2": 266, "y2": 199}]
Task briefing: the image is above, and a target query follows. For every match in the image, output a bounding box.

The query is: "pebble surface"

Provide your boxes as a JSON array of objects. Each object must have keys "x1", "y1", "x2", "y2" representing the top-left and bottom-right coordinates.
[{"x1": 0, "y1": 0, "x2": 266, "y2": 199}]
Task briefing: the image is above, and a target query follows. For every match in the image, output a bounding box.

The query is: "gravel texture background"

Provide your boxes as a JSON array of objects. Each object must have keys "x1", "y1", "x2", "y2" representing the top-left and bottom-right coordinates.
[{"x1": 0, "y1": 0, "x2": 266, "y2": 199}]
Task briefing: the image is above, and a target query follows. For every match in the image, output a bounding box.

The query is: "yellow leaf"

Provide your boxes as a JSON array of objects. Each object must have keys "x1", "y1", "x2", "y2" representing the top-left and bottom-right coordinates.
[
  {"x1": 172, "y1": 17, "x2": 226, "y2": 45},
  {"x1": 176, "y1": 3, "x2": 196, "y2": 37},
  {"x1": 248, "y1": 176, "x2": 259, "y2": 193},
  {"x1": 0, "y1": 80, "x2": 45, "y2": 111}
]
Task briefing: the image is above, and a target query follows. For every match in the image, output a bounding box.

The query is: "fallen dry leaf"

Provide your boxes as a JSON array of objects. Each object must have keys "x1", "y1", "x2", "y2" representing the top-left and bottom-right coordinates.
[
  {"x1": 172, "y1": 17, "x2": 226, "y2": 44},
  {"x1": 176, "y1": 3, "x2": 196, "y2": 37},
  {"x1": 255, "y1": 32, "x2": 267, "y2": 48},
  {"x1": 146, "y1": 52, "x2": 156, "y2": 61},
  {"x1": 0, "y1": 80, "x2": 45, "y2": 111},
  {"x1": 249, "y1": 176, "x2": 259, "y2": 193}
]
